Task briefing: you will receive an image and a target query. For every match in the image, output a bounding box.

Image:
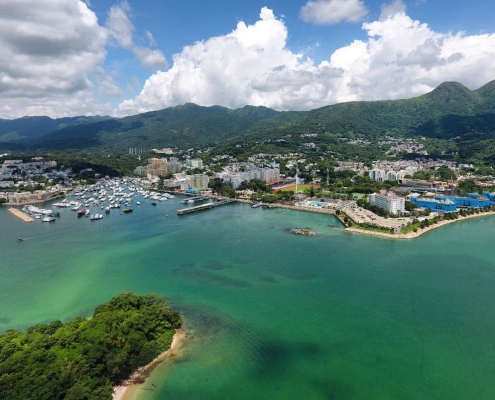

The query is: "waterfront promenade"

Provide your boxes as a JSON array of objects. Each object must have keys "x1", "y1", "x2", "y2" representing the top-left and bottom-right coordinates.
[
  {"x1": 235, "y1": 198, "x2": 337, "y2": 215},
  {"x1": 345, "y1": 210, "x2": 495, "y2": 239}
]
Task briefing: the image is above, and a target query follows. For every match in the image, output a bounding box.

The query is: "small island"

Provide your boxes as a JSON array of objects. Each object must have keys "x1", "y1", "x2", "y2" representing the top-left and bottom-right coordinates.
[
  {"x1": 0, "y1": 292, "x2": 181, "y2": 400},
  {"x1": 287, "y1": 227, "x2": 317, "y2": 236}
]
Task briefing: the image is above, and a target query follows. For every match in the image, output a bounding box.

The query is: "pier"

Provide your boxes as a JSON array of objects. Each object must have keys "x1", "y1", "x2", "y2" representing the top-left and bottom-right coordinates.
[
  {"x1": 8, "y1": 207, "x2": 34, "y2": 222},
  {"x1": 180, "y1": 195, "x2": 210, "y2": 204},
  {"x1": 177, "y1": 199, "x2": 236, "y2": 215}
]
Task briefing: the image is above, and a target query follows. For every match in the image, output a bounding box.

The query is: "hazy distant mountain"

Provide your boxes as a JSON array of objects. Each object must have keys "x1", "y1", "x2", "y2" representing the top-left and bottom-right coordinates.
[
  {"x1": 0, "y1": 115, "x2": 112, "y2": 144},
  {"x1": 25, "y1": 104, "x2": 301, "y2": 152},
  {"x1": 0, "y1": 80, "x2": 494, "y2": 154}
]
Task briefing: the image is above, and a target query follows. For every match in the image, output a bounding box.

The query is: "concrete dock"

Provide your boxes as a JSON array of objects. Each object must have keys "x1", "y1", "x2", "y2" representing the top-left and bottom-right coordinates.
[
  {"x1": 177, "y1": 199, "x2": 236, "y2": 215},
  {"x1": 8, "y1": 207, "x2": 34, "y2": 222}
]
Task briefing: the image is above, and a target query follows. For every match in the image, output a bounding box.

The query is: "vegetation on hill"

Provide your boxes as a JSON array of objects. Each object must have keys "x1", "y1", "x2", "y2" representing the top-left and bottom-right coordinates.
[
  {"x1": 25, "y1": 104, "x2": 300, "y2": 154},
  {"x1": 0, "y1": 80, "x2": 494, "y2": 165},
  {"x1": 0, "y1": 116, "x2": 111, "y2": 144},
  {"x1": 0, "y1": 292, "x2": 181, "y2": 400}
]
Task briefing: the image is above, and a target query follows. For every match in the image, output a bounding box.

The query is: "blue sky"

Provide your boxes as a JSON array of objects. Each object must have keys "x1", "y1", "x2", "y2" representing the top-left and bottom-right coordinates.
[
  {"x1": 94, "y1": 0, "x2": 494, "y2": 92},
  {"x1": 0, "y1": 0, "x2": 494, "y2": 118}
]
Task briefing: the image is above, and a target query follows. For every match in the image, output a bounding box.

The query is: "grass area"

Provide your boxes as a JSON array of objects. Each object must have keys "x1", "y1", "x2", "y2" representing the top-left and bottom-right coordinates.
[
  {"x1": 352, "y1": 224, "x2": 394, "y2": 234},
  {"x1": 401, "y1": 222, "x2": 421, "y2": 234},
  {"x1": 278, "y1": 184, "x2": 319, "y2": 193},
  {"x1": 352, "y1": 193, "x2": 366, "y2": 200}
]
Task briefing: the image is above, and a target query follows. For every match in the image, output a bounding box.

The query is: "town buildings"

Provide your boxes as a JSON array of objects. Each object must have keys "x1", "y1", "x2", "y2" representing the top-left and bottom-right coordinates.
[{"x1": 369, "y1": 191, "x2": 406, "y2": 214}]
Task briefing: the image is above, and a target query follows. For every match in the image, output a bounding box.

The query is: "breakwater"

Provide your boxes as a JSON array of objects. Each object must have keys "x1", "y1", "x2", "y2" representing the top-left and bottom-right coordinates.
[{"x1": 8, "y1": 207, "x2": 34, "y2": 222}]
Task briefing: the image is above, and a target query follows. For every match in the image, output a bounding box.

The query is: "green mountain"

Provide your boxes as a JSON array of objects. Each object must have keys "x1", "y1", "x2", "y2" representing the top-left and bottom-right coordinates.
[
  {"x1": 265, "y1": 81, "x2": 495, "y2": 140},
  {"x1": 0, "y1": 115, "x2": 111, "y2": 144},
  {"x1": 0, "y1": 80, "x2": 494, "y2": 157},
  {"x1": 25, "y1": 103, "x2": 301, "y2": 153}
]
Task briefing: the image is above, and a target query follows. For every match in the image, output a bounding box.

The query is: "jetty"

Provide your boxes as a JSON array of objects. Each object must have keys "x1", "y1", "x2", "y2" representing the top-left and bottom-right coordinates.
[
  {"x1": 8, "y1": 207, "x2": 34, "y2": 222},
  {"x1": 180, "y1": 195, "x2": 210, "y2": 204},
  {"x1": 177, "y1": 199, "x2": 236, "y2": 215}
]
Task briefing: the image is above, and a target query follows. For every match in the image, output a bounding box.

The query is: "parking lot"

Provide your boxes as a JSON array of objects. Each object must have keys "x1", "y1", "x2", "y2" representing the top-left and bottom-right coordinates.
[{"x1": 342, "y1": 206, "x2": 413, "y2": 230}]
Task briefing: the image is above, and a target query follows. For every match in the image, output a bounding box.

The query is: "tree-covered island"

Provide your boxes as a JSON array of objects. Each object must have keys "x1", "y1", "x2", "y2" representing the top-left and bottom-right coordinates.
[{"x1": 0, "y1": 292, "x2": 181, "y2": 400}]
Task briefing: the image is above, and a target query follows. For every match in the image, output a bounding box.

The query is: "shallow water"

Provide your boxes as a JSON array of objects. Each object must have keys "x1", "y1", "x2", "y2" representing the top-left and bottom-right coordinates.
[{"x1": 1, "y1": 197, "x2": 495, "y2": 399}]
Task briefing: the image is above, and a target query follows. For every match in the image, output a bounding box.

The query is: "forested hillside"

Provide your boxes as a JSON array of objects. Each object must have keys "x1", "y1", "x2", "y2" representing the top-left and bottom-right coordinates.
[
  {"x1": 0, "y1": 80, "x2": 494, "y2": 162},
  {"x1": 0, "y1": 293, "x2": 181, "y2": 400}
]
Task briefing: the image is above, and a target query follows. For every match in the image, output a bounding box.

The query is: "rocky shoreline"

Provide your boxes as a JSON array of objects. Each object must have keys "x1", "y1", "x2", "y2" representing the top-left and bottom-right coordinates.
[{"x1": 286, "y1": 227, "x2": 317, "y2": 236}]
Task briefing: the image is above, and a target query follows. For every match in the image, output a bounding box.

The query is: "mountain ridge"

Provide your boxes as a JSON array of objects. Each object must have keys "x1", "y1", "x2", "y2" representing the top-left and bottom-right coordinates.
[{"x1": 0, "y1": 80, "x2": 494, "y2": 153}]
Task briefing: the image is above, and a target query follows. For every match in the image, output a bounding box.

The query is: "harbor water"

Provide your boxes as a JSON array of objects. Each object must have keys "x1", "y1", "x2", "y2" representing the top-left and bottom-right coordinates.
[{"x1": 1, "y1": 195, "x2": 495, "y2": 400}]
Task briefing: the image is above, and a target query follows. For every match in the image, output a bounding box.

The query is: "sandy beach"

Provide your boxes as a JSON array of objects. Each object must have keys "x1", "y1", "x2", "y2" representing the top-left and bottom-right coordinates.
[
  {"x1": 345, "y1": 210, "x2": 495, "y2": 239},
  {"x1": 112, "y1": 329, "x2": 185, "y2": 400}
]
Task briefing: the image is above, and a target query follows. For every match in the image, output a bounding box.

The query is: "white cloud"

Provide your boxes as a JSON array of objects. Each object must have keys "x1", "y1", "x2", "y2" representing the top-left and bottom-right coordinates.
[
  {"x1": 106, "y1": 1, "x2": 167, "y2": 69},
  {"x1": 107, "y1": 1, "x2": 134, "y2": 49},
  {"x1": 146, "y1": 31, "x2": 156, "y2": 47},
  {"x1": 380, "y1": 0, "x2": 407, "y2": 20},
  {"x1": 0, "y1": 0, "x2": 109, "y2": 118},
  {"x1": 117, "y1": 7, "x2": 495, "y2": 116},
  {"x1": 300, "y1": 0, "x2": 368, "y2": 25}
]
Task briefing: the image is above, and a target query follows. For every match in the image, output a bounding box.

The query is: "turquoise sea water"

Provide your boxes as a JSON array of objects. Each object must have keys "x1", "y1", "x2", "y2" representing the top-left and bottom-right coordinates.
[{"x1": 1, "y1": 198, "x2": 495, "y2": 399}]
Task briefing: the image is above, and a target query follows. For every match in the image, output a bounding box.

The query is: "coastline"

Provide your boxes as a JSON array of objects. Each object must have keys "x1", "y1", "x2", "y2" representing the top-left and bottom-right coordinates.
[
  {"x1": 3, "y1": 193, "x2": 66, "y2": 206},
  {"x1": 112, "y1": 329, "x2": 185, "y2": 400},
  {"x1": 235, "y1": 198, "x2": 337, "y2": 215},
  {"x1": 345, "y1": 210, "x2": 495, "y2": 239}
]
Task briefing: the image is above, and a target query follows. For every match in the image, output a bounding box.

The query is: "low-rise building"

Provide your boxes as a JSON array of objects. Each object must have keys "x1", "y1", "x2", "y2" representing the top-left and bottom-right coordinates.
[{"x1": 410, "y1": 194, "x2": 457, "y2": 212}]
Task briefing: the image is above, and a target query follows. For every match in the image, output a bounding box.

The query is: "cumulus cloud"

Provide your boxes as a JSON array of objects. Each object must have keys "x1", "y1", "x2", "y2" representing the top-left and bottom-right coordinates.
[
  {"x1": 380, "y1": 0, "x2": 407, "y2": 20},
  {"x1": 117, "y1": 6, "x2": 495, "y2": 116},
  {"x1": 300, "y1": 0, "x2": 368, "y2": 25},
  {"x1": 106, "y1": 1, "x2": 167, "y2": 69},
  {"x1": 0, "y1": 0, "x2": 110, "y2": 118}
]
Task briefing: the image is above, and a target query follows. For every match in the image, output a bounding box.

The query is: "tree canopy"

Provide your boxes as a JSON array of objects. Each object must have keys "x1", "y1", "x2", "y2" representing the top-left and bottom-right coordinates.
[{"x1": 0, "y1": 292, "x2": 181, "y2": 400}]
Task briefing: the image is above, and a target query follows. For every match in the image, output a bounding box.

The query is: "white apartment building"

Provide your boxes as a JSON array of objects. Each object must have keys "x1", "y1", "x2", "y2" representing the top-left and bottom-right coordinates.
[
  {"x1": 369, "y1": 169, "x2": 386, "y2": 181},
  {"x1": 190, "y1": 174, "x2": 209, "y2": 190},
  {"x1": 186, "y1": 159, "x2": 203, "y2": 169},
  {"x1": 369, "y1": 192, "x2": 405, "y2": 214}
]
